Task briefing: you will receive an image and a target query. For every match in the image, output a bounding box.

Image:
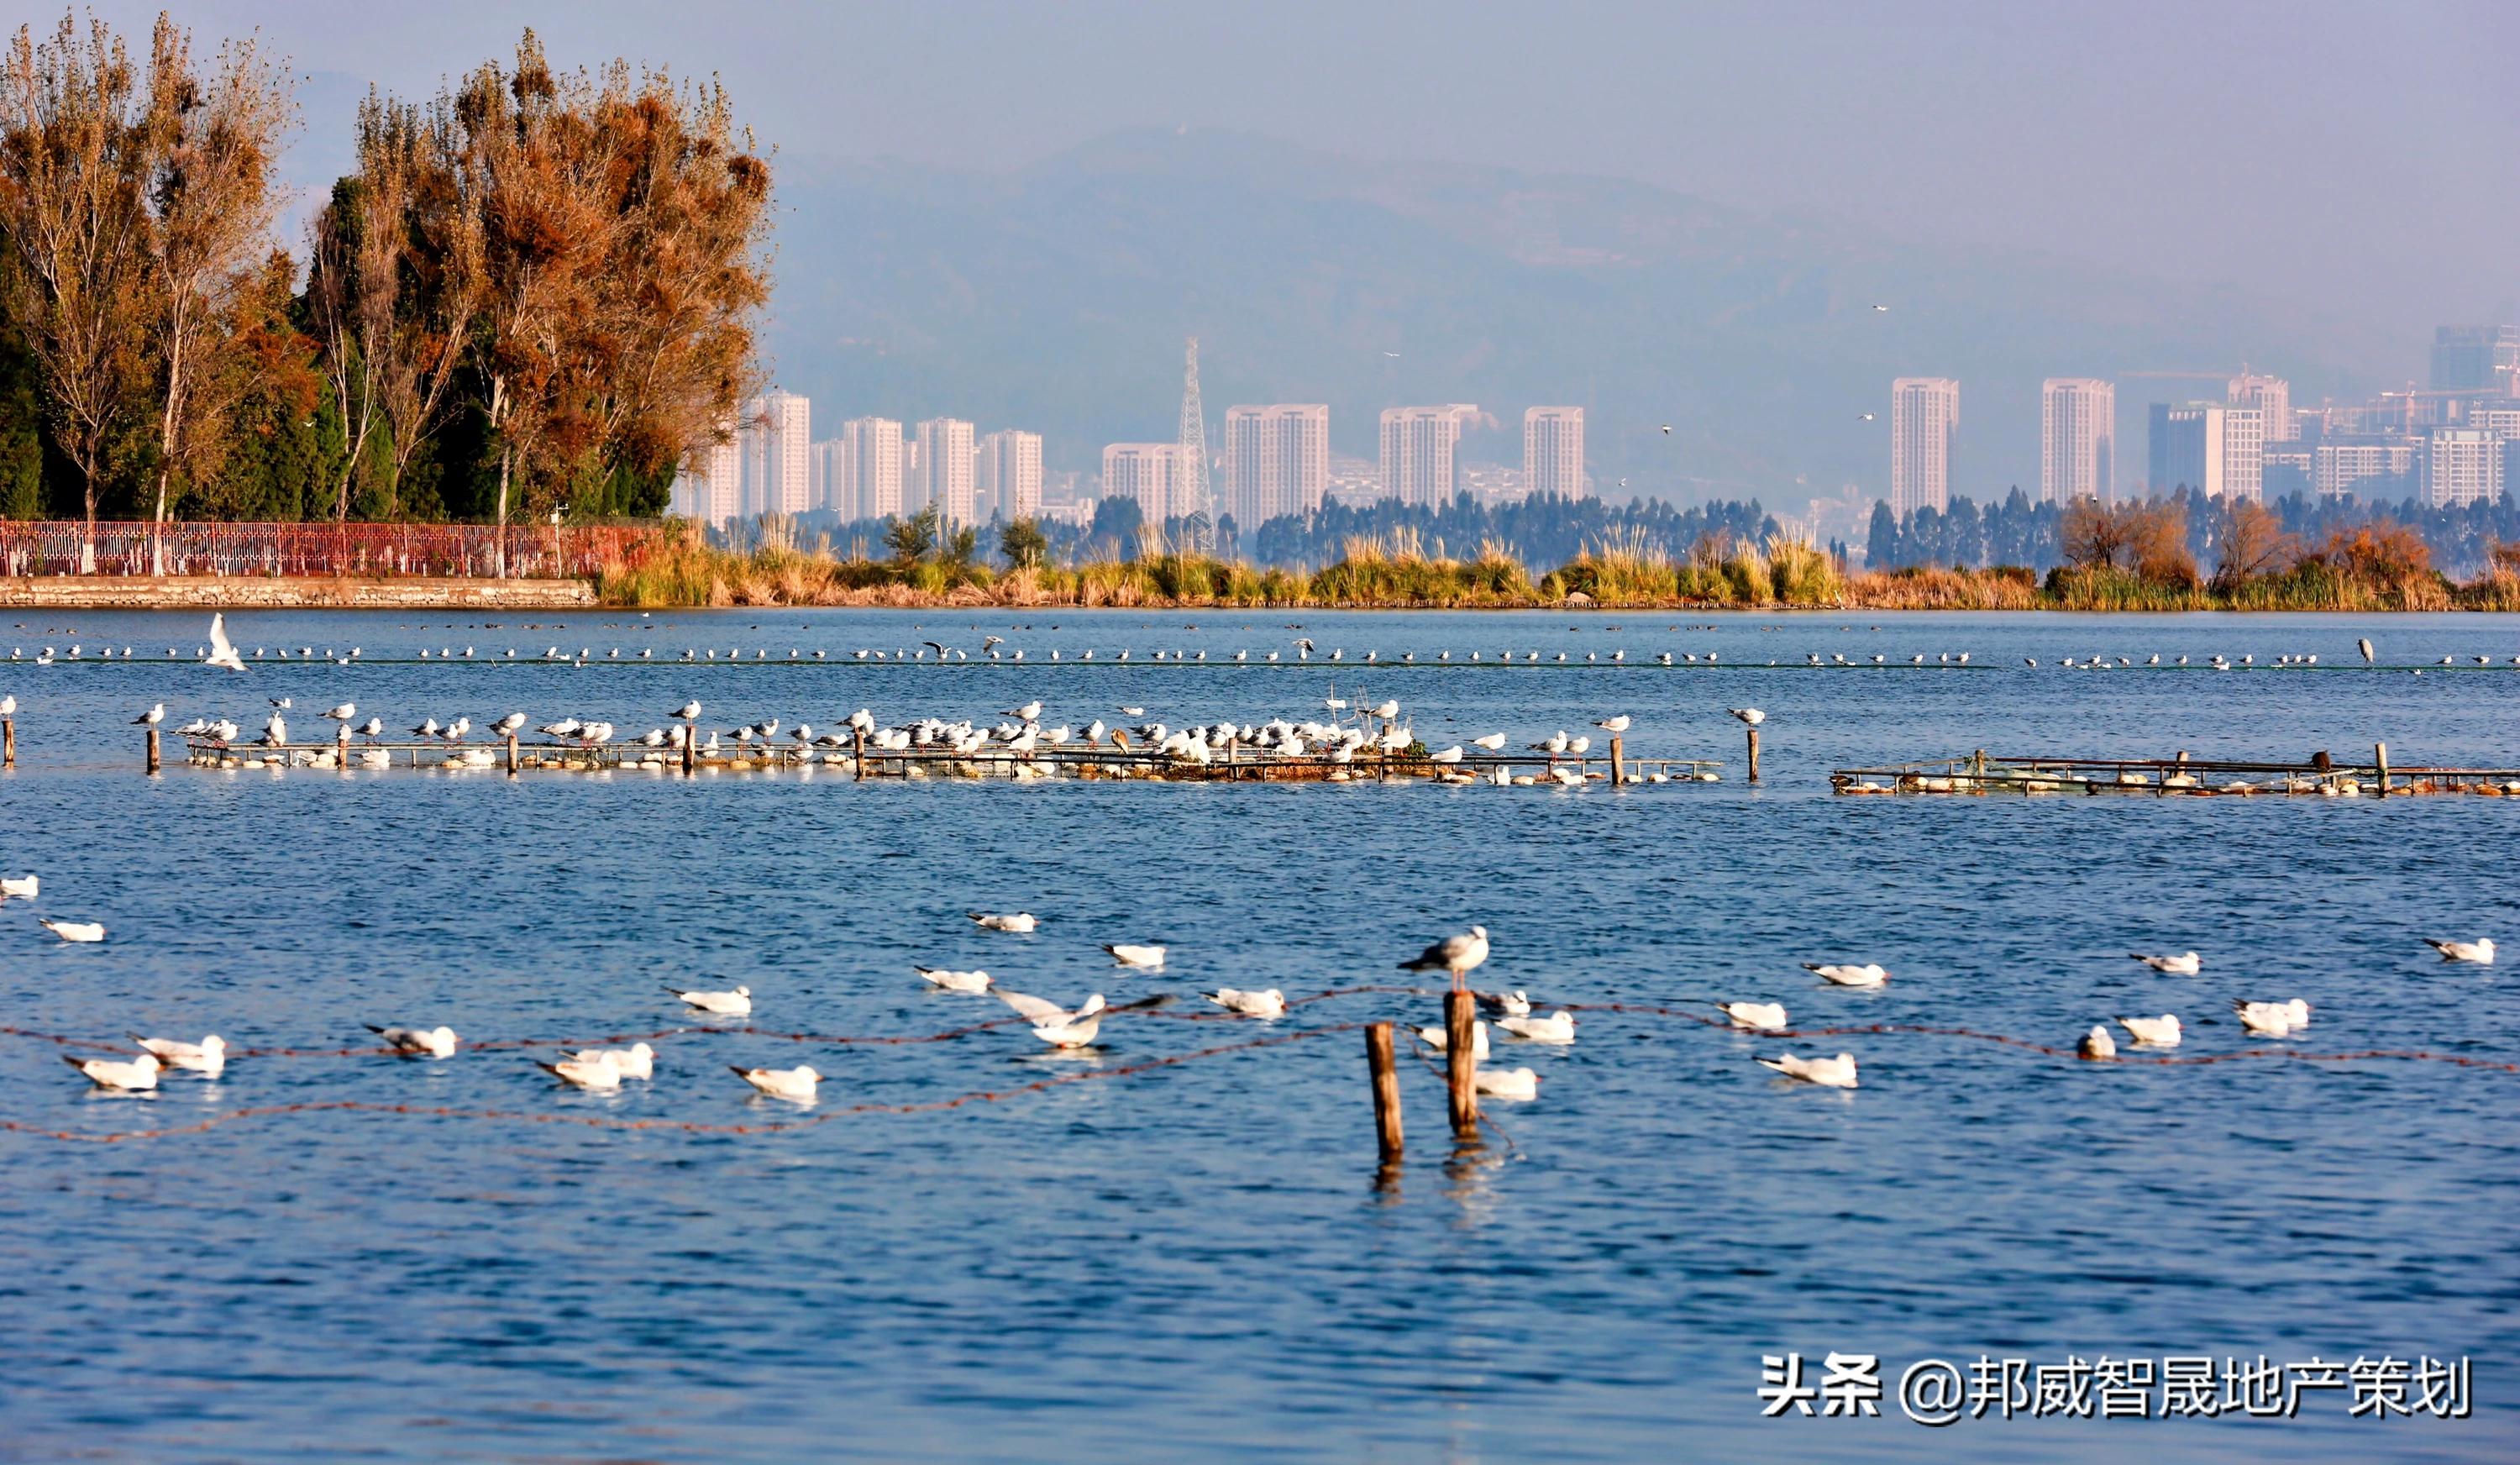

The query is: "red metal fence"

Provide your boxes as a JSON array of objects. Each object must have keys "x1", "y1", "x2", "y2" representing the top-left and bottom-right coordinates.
[{"x1": 0, "y1": 521, "x2": 664, "y2": 579}]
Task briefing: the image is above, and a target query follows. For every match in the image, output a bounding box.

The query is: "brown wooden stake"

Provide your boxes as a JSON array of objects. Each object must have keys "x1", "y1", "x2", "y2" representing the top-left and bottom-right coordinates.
[
  {"x1": 683, "y1": 720, "x2": 697, "y2": 775},
  {"x1": 853, "y1": 724, "x2": 867, "y2": 778},
  {"x1": 1747, "y1": 727, "x2": 1761, "y2": 783},
  {"x1": 1366, "y1": 1021, "x2": 1404, "y2": 1163},
  {"x1": 145, "y1": 727, "x2": 160, "y2": 775},
  {"x1": 2375, "y1": 741, "x2": 2390, "y2": 798},
  {"x1": 505, "y1": 732, "x2": 519, "y2": 776},
  {"x1": 1444, "y1": 989, "x2": 1479, "y2": 1139},
  {"x1": 1609, "y1": 735, "x2": 1625, "y2": 785},
  {"x1": 336, "y1": 723, "x2": 350, "y2": 768},
  {"x1": 3, "y1": 716, "x2": 13, "y2": 768}
]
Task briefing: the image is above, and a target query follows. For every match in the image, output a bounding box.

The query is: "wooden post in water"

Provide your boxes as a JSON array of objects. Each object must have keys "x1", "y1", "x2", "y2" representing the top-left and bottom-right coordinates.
[
  {"x1": 336, "y1": 722, "x2": 351, "y2": 769},
  {"x1": 2, "y1": 715, "x2": 13, "y2": 768},
  {"x1": 1443, "y1": 989, "x2": 1479, "y2": 1139},
  {"x1": 853, "y1": 724, "x2": 867, "y2": 778},
  {"x1": 1365, "y1": 1021, "x2": 1403, "y2": 1163},
  {"x1": 1747, "y1": 727, "x2": 1762, "y2": 784},
  {"x1": 1609, "y1": 735, "x2": 1625, "y2": 786},
  {"x1": 682, "y1": 719, "x2": 697, "y2": 775},
  {"x1": 506, "y1": 732, "x2": 520, "y2": 776},
  {"x1": 145, "y1": 727, "x2": 160, "y2": 774},
  {"x1": 2374, "y1": 741, "x2": 2390, "y2": 798}
]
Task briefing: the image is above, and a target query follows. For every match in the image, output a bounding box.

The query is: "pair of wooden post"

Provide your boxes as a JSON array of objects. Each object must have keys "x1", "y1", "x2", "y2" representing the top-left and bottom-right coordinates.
[{"x1": 1362, "y1": 988, "x2": 1482, "y2": 1167}]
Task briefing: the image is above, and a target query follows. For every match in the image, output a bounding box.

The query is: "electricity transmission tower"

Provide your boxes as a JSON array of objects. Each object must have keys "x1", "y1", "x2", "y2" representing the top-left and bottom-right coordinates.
[{"x1": 1177, "y1": 336, "x2": 1213, "y2": 553}]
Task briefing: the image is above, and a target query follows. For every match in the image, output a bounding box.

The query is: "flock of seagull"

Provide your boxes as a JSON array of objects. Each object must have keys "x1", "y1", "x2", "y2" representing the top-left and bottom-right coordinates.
[
  {"x1": 2, "y1": 617, "x2": 2509, "y2": 676},
  {"x1": 129, "y1": 684, "x2": 1764, "y2": 789}
]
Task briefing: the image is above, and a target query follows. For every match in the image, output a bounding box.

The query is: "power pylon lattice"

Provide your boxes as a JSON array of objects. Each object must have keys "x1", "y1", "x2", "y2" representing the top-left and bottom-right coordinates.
[{"x1": 1177, "y1": 336, "x2": 1212, "y2": 552}]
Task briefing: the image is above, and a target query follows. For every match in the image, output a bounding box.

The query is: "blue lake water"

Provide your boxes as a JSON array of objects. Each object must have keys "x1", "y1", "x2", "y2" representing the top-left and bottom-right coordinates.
[{"x1": 2, "y1": 607, "x2": 2516, "y2": 1462}]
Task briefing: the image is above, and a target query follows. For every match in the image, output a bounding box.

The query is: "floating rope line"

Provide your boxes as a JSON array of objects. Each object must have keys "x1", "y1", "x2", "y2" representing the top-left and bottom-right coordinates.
[{"x1": 3, "y1": 1023, "x2": 1368, "y2": 1145}]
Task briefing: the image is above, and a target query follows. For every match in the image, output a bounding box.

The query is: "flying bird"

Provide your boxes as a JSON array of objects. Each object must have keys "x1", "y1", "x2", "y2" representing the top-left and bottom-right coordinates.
[{"x1": 203, "y1": 612, "x2": 245, "y2": 671}]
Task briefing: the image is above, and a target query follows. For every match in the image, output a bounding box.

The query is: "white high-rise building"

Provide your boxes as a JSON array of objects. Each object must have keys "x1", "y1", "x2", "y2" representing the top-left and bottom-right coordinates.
[
  {"x1": 677, "y1": 427, "x2": 743, "y2": 527},
  {"x1": 915, "y1": 418, "x2": 976, "y2": 527},
  {"x1": 811, "y1": 438, "x2": 854, "y2": 516},
  {"x1": 2040, "y1": 379, "x2": 2114, "y2": 503},
  {"x1": 841, "y1": 417, "x2": 903, "y2": 520},
  {"x1": 2228, "y1": 371, "x2": 2293, "y2": 442},
  {"x1": 1380, "y1": 405, "x2": 1475, "y2": 507},
  {"x1": 1523, "y1": 407, "x2": 1587, "y2": 501},
  {"x1": 974, "y1": 429, "x2": 1044, "y2": 522},
  {"x1": 2427, "y1": 428, "x2": 2504, "y2": 507},
  {"x1": 757, "y1": 391, "x2": 811, "y2": 515},
  {"x1": 1101, "y1": 443, "x2": 1179, "y2": 523},
  {"x1": 2313, "y1": 437, "x2": 2423, "y2": 499},
  {"x1": 2147, "y1": 402, "x2": 2263, "y2": 501},
  {"x1": 1225, "y1": 405, "x2": 1329, "y2": 526},
  {"x1": 1890, "y1": 378, "x2": 1960, "y2": 515}
]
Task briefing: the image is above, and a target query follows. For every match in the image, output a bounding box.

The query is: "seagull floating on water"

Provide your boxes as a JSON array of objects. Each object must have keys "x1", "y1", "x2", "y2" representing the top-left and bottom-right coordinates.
[
  {"x1": 2129, "y1": 951, "x2": 2202, "y2": 974},
  {"x1": 39, "y1": 917, "x2": 104, "y2": 943},
  {"x1": 2232, "y1": 999, "x2": 2311, "y2": 1037},
  {"x1": 1496, "y1": 1010, "x2": 1575, "y2": 1043},
  {"x1": 2077, "y1": 1026, "x2": 2116, "y2": 1060},
  {"x1": 1410, "y1": 1021, "x2": 1489, "y2": 1058},
  {"x1": 668, "y1": 985, "x2": 753, "y2": 1016},
  {"x1": 1803, "y1": 962, "x2": 1886, "y2": 987},
  {"x1": 1, "y1": 874, "x2": 38, "y2": 900},
  {"x1": 2424, "y1": 937, "x2": 2494, "y2": 964},
  {"x1": 1204, "y1": 987, "x2": 1286, "y2": 1018},
  {"x1": 1474, "y1": 1066, "x2": 1540, "y2": 1100},
  {"x1": 1758, "y1": 1052, "x2": 1858, "y2": 1088},
  {"x1": 538, "y1": 1051, "x2": 623, "y2": 1089},
  {"x1": 970, "y1": 911, "x2": 1038, "y2": 932},
  {"x1": 1103, "y1": 943, "x2": 1166, "y2": 969},
  {"x1": 914, "y1": 965, "x2": 992, "y2": 993},
  {"x1": 732, "y1": 1063, "x2": 820, "y2": 1100},
  {"x1": 65, "y1": 1051, "x2": 159, "y2": 1090},
  {"x1": 133, "y1": 1034, "x2": 225, "y2": 1077},
  {"x1": 1718, "y1": 1000, "x2": 1788, "y2": 1031},
  {"x1": 367, "y1": 1024, "x2": 459, "y2": 1057},
  {"x1": 2114, "y1": 1013, "x2": 2181, "y2": 1047},
  {"x1": 575, "y1": 1042, "x2": 654, "y2": 1078}
]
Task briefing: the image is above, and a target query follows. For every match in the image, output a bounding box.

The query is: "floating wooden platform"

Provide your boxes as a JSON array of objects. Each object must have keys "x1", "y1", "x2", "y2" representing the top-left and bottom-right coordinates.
[
  {"x1": 1831, "y1": 747, "x2": 2520, "y2": 798},
  {"x1": 176, "y1": 735, "x2": 1723, "y2": 786}
]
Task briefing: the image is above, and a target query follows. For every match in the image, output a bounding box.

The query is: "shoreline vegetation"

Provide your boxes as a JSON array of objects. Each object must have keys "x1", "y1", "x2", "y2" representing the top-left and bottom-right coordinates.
[{"x1": 594, "y1": 511, "x2": 2520, "y2": 612}]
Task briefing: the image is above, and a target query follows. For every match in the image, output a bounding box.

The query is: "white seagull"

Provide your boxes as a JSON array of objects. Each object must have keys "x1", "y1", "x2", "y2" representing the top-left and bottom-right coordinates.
[
  {"x1": 367, "y1": 1024, "x2": 459, "y2": 1058},
  {"x1": 1497, "y1": 1010, "x2": 1576, "y2": 1043},
  {"x1": 538, "y1": 1051, "x2": 623, "y2": 1089},
  {"x1": 1478, "y1": 990, "x2": 1532, "y2": 1017},
  {"x1": 1594, "y1": 715, "x2": 1631, "y2": 732},
  {"x1": 2077, "y1": 1026, "x2": 2116, "y2": 1060},
  {"x1": 2232, "y1": 1000, "x2": 2309, "y2": 1037},
  {"x1": 133, "y1": 1034, "x2": 226, "y2": 1077},
  {"x1": 1473, "y1": 1066, "x2": 1541, "y2": 1100},
  {"x1": 1803, "y1": 962, "x2": 1887, "y2": 987},
  {"x1": 1717, "y1": 1000, "x2": 1788, "y2": 1032},
  {"x1": 914, "y1": 966, "x2": 993, "y2": 993},
  {"x1": 575, "y1": 1042, "x2": 655, "y2": 1079},
  {"x1": 203, "y1": 612, "x2": 245, "y2": 671},
  {"x1": 668, "y1": 985, "x2": 753, "y2": 1016},
  {"x1": 2424, "y1": 937, "x2": 2495, "y2": 964},
  {"x1": 1204, "y1": 987, "x2": 1286, "y2": 1018},
  {"x1": 1, "y1": 874, "x2": 37, "y2": 899},
  {"x1": 65, "y1": 1051, "x2": 160, "y2": 1090},
  {"x1": 2114, "y1": 1013, "x2": 2182, "y2": 1047},
  {"x1": 1399, "y1": 925, "x2": 1490, "y2": 985},
  {"x1": 2129, "y1": 951, "x2": 2202, "y2": 975},
  {"x1": 1103, "y1": 943, "x2": 1167, "y2": 969},
  {"x1": 969, "y1": 912, "x2": 1038, "y2": 933},
  {"x1": 669, "y1": 701, "x2": 702, "y2": 721},
  {"x1": 39, "y1": 917, "x2": 104, "y2": 943},
  {"x1": 997, "y1": 990, "x2": 1106, "y2": 1047},
  {"x1": 1410, "y1": 1021, "x2": 1489, "y2": 1058},
  {"x1": 732, "y1": 1063, "x2": 821, "y2": 1100},
  {"x1": 132, "y1": 702, "x2": 165, "y2": 727},
  {"x1": 1726, "y1": 707, "x2": 1766, "y2": 726},
  {"x1": 1758, "y1": 1052, "x2": 1858, "y2": 1089}
]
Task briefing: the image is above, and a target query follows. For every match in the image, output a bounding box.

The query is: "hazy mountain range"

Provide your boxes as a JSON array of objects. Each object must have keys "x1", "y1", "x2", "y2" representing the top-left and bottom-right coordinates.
[{"x1": 761, "y1": 127, "x2": 2391, "y2": 512}]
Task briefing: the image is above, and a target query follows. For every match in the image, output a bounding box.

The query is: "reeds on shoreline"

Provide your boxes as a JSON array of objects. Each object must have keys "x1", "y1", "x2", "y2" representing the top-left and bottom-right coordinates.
[{"x1": 594, "y1": 522, "x2": 2520, "y2": 612}]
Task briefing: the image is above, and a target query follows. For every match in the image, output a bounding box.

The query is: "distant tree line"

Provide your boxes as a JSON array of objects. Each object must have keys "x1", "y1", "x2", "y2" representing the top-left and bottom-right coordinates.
[
  {"x1": 0, "y1": 13, "x2": 771, "y2": 536},
  {"x1": 1864, "y1": 486, "x2": 2520, "y2": 579}
]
